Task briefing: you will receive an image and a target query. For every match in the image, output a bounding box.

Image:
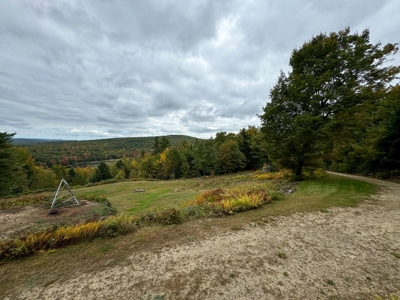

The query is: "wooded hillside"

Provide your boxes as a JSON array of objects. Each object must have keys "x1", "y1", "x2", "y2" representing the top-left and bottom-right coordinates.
[{"x1": 16, "y1": 135, "x2": 199, "y2": 167}]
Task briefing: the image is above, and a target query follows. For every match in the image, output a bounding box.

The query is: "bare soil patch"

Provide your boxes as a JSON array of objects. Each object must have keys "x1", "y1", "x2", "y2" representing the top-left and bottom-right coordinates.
[
  {"x1": 0, "y1": 201, "x2": 98, "y2": 240},
  {"x1": 3, "y1": 173, "x2": 400, "y2": 299}
]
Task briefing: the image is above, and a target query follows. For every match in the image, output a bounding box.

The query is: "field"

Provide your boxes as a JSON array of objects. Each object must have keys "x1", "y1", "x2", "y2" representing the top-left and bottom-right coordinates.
[{"x1": 1, "y1": 172, "x2": 399, "y2": 299}]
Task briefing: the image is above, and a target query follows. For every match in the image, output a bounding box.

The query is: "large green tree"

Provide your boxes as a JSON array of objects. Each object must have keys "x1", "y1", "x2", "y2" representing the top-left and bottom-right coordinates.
[
  {"x1": 218, "y1": 139, "x2": 246, "y2": 173},
  {"x1": 0, "y1": 132, "x2": 20, "y2": 195},
  {"x1": 260, "y1": 27, "x2": 399, "y2": 179},
  {"x1": 378, "y1": 96, "x2": 400, "y2": 171},
  {"x1": 192, "y1": 139, "x2": 218, "y2": 176}
]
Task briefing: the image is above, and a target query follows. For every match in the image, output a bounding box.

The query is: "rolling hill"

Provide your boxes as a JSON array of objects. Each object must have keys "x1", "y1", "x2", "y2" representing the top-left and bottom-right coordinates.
[{"x1": 16, "y1": 135, "x2": 200, "y2": 166}]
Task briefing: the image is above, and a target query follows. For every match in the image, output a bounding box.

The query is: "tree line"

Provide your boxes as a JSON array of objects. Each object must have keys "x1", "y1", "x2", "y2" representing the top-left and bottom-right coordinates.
[
  {"x1": 0, "y1": 129, "x2": 266, "y2": 196},
  {"x1": 1, "y1": 27, "x2": 399, "y2": 196}
]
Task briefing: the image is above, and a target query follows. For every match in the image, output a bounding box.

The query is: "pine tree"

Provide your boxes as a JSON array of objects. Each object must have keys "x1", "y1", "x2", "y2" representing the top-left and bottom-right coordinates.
[{"x1": 0, "y1": 132, "x2": 21, "y2": 195}]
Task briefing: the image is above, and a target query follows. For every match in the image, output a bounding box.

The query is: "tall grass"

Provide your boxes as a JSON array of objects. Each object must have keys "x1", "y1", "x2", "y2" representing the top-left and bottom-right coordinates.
[
  {"x1": 188, "y1": 182, "x2": 281, "y2": 215},
  {"x1": 0, "y1": 195, "x2": 51, "y2": 210},
  {"x1": 0, "y1": 214, "x2": 138, "y2": 261}
]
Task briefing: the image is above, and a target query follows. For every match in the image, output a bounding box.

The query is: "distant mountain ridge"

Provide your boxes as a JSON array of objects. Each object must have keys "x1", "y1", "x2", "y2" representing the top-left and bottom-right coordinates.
[
  {"x1": 16, "y1": 135, "x2": 201, "y2": 166},
  {"x1": 13, "y1": 138, "x2": 69, "y2": 145}
]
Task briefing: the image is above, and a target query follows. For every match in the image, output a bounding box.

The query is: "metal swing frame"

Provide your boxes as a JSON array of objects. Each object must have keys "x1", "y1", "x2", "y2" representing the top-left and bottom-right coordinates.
[{"x1": 50, "y1": 179, "x2": 80, "y2": 209}]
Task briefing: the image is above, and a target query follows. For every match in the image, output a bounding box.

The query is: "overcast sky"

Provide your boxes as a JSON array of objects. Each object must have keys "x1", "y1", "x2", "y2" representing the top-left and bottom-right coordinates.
[{"x1": 1, "y1": 0, "x2": 399, "y2": 140}]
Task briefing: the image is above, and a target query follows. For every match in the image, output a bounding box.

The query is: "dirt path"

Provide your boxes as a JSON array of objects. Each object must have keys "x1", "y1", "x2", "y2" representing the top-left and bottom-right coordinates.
[{"x1": 12, "y1": 173, "x2": 400, "y2": 299}]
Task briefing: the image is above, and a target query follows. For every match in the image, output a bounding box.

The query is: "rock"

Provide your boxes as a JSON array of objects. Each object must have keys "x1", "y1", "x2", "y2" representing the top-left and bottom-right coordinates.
[
  {"x1": 48, "y1": 208, "x2": 59, "y2": 214},
  {"x1": 134, "y1": 189, "x2": 146, "y2": 193}
]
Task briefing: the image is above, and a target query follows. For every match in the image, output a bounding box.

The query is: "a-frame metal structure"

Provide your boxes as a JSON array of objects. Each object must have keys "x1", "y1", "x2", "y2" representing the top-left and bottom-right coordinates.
[{"x1": 49, "y1": 179, "x2": 79, "y2": 213}]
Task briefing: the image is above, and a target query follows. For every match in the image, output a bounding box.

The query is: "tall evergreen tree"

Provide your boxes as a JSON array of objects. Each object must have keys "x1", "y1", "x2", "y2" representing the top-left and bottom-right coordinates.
[
  {"x1": 91, "y1": 161, "x2": 112, "y2": 183},
  {"x1": 152, "y1": 137, "x2": 160, "y2": 155},
  {"x1": 0, "y1": 132, "x2": 22, "y2": 195},
  {"x1": 159, "y1": 136, "x2": 171, "y2": 152}
]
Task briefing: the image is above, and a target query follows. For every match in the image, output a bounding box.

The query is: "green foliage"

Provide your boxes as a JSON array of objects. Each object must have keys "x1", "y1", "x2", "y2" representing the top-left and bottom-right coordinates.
[
  {"x1": 218, "y1": 139, "x2": 246, "y2": 173},
  {"x1": 140, "y1": 207, "x2": 184, "y2": 225},
  {"x1": 260, "y1": 27, "x2": 400, "y2": 179},
  {"x1": 192, "y1": 139, "x2": 218, "y2": 176},
  {"x1": 81, "y1": 194, "x2": 118, "y2": 217},
  {"x1": 328, "y1": 85, "x2": 400, "y2": 176},
  {"x1": 0, "y1": 132, "x2": 25, "y2": 196},
  {"x1": 91, "y1": 162, "x2": 112, "y2": 183},
  {"x1": 379, "y1": 98, "x2": 400, "y2": 171},
  {"x1": 237, "y1": 126, "x2": 266, "y2": 169},
  {"x1": 326, "y1": 279, "x2": 335, "y2": 286},
  {"x1": 277, "y1": 252, "x2": 287, "y2": 259}
]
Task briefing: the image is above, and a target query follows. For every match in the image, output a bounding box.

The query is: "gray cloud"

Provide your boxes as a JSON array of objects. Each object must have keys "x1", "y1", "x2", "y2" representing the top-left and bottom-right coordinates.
[{"x1": 0, "y1": 0, "x2": 399, "y2": 140}]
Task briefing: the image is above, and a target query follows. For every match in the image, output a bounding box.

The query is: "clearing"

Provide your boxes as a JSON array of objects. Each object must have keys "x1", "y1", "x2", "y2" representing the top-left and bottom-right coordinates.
[{"x1": 1, "y1": 172, "x2": 400, "y2": 299}]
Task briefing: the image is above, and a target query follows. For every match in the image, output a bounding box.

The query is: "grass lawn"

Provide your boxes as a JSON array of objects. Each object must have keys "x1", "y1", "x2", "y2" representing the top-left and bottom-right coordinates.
[
  {"x1": 265, "y1": 174, "x2": 376, "y2": 216},
  {"x1": 0, "y1": 172, "x2": 377, "y2": 296},
  {"x1": 74, "y1": 180, "x2": 200, "y2": 214},
  {"x1": 73, "y1": 173, "x2": 376, "y2": 218}
]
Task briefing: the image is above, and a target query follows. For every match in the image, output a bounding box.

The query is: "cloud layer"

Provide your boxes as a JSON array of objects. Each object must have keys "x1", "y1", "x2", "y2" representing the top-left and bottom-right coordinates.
[{"x1": 1, "y1": 0, "x2": 399, "y2": 140}]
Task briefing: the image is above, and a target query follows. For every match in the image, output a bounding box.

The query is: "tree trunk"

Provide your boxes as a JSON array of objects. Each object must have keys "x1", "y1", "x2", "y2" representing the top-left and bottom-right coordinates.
[{"x1": 294, "y1": 159, "x2": 304, "y2": 181}]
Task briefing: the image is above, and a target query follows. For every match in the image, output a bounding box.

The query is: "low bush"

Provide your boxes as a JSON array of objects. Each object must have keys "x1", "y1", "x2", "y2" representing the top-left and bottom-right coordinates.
[
  {"x1": 251, "y1": 170, "x2": 291, "y2": 180},
  {"x1": 188, "y1": 186, "x2": 277, "y2": 215},
  {"x1": 0, "y1": 195, "x2": 51, "y2": 210}
]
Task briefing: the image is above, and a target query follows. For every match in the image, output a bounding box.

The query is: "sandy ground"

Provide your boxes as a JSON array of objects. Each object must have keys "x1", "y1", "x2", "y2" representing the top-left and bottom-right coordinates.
[{"x1": 7, "y1": 173, "x2": 400, "y2": 299}]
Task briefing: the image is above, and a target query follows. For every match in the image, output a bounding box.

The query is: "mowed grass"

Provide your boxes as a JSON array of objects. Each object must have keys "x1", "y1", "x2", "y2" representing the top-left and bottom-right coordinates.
[
  {"x1": 0, "y1": 173, "x2": 378, "y2": 297},
  {"x1": 72, "y1": 174, "x2": 270, "y2": 215},
  {"x1": 264, "y1": 174, "x2": 376, "y2": 217},
  {"x1": 73, "y1": 180, "x2": 200, "y2": 214},
  {"x1": 73, "y1": 173, "x2": 375, "y2": 218}
]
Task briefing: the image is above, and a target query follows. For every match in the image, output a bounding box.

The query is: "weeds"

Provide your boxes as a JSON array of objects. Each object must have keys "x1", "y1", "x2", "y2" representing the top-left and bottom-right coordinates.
[
  {"x1": 327, "y1": 279, "x2": 335, "y2": 286},
  {"x1": 277, "y1": 252, "x2": 287, "y2": 259},
  {"x1": 0, "y1": 213, "x2": 137, "y2": 261},
  {"x1": 375, "y1": 294, "x2": 400, "y2": 300},
  {"x1": 391, "y1": 252, "x2": 400, "y2": 259},
  {"x1": 0, "y1": 195, "x2": 51, "y2": 210},
  {"x1": 187, "y1": 184, "x2": 279, "y2": 216},
  {"x1": 251, "y1": 170, "x2": 291, "y2": 180}
]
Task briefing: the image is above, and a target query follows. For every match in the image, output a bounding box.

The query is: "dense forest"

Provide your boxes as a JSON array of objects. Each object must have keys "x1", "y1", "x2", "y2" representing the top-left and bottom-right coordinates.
[
  {"x1": 13, "y1": 135, "x2": 199, "y2": 167},
  {"x1": 1, "y1": 27, "x2": 399, "y2": 197}
]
